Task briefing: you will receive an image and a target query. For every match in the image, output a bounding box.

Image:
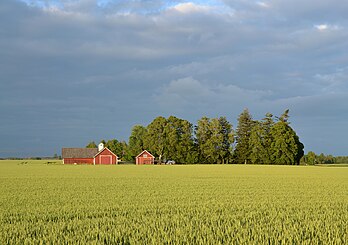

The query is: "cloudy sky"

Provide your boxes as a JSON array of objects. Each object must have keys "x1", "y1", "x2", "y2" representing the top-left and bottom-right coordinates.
[{"x1": 1, "y1": 0, "x2": 347, "y2": 157}]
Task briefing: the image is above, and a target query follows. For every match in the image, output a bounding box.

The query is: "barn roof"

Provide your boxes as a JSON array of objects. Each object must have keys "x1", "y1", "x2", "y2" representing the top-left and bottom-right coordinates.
[
  {"x1": 62, "y1": 148, "x2": 98, "y2": 158},
  {"x1": 136, "y1": 150, "x2": 154, "y2": 159},
  {"x1": 94, "y1": 147, "x2": 118, "y2": 158}
]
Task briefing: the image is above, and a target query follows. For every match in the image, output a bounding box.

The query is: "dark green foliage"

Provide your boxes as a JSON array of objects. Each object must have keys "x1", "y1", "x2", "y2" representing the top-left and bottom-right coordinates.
[
  {"x1": 128, "y1": 125, "x2": 147, "y2": 159},
  {"x1": 84, "y1": 110, "x2": 305, "y2": 165},
  {"x1": 306, "y1": 151, "x2": 317, "y2": 165},
  {"x1": 295, "y1": 139, "x2": 305, "y2": 164},
  {"x1": 249, "y1": 113, "x2": 275, "y2": 164},
  {"x1": 248, "y1": 110, "x2": 304, "y2": 165},
  {"x1": 334, "y1": 156, "x2": 348, "y2": 163},
  {"x1": 105, "y1": 139, "x2": 120, "y2": 154},
  {"x1": 105, "y1": 139, "x2": 128, "y2": 160},
  {"x1": 302, "y1": 152, "x2": 335, "y2": 165},
  {"x1": 86, "y1": 139, "x2": 130, "y2": 161},
  {"x1": 217, "y1": 117, "x2": 234, "y2": 164},
  {"x1": 195, "y1": 116, "x2": 234, "y2": 164},
  {"x1": 323, "y1": 154, "x2": 335, "y2": 164},
  {"x1": 119, "y1": 141, "x2": 130, "y2": 161},
  {"x1": 143, "y1": 116, "x2": 167, "y2": 163},
  {"x1": 142, "y1": 116, "x2": 198, "y2": 164},
  {"x1": 250, "y1": 123, "x2": 267, "y2": 164},
  {"x1": 195, "y1": 117, "x2": 211, "y2": 163},
  {"x1": 269, "y1": 119, "x2": 304, "y2": 165},
  {"x1": 86, "y1": 141, "x2": 97, "y2": 148},
  {"x1": 234, "y1": 109, "x2": 254, "y2": 164},
  {"x1": 163, "y1": 116, "x2": 197, "y2": 164}
]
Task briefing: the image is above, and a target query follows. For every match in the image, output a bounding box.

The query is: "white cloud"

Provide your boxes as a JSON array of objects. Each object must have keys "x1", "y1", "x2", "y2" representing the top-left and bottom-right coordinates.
[
  {"x1": 315, "y1": 24, "x2": 328, "y2": 31},
  {"x1": 314, "y1": 24, "x2": 340, "y2": 31},
  {"x1": 171, "y1": 2, "x2": 211, "y2": 13},
  {"x1": 256, "y1": 2, "x2": 270, "y2": 8},
  {"x1": 168, "y1": 2, "x2": 234, "y2": 15}
]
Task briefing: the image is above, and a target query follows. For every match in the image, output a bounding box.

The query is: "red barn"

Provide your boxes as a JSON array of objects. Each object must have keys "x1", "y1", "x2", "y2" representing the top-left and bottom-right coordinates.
[
  {"x1": 62, "y1": 148, "x2": 97, "y2": 164},
  {"x1": 62, "y1": 143, "x2": 118, "y2": 165},
  {"x1": 136, "y1": 150, "x2": 155, "y2": 165},
  {"x1": 94, "y1": 147, "x2": 118, "y2": 164}
]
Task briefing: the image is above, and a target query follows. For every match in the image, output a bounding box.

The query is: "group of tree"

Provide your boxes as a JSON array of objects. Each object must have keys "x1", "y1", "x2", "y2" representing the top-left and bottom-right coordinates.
[
  {"x1": 301, "y1": 152, "x2": 336, "y2": 165},
  {"x1": 86, "y1": 109, "x2": 305, "y2": 165},
  {"x1": 333, "y1": 156, "x2": 348, "y2": 164},
  {"x1": 245, "y1": 110, "x2": 304, "y2": 165},
  {"x1": 86, "y1": 139, "x2": 129, "y2": 160}
]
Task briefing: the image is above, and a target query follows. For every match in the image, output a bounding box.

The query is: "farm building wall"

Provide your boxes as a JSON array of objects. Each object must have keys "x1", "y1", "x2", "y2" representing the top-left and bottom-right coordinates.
[
  {"x1": 63, "y1": 158, "x2": 94, "y2": 164},
  {"x1": 136, "y1": 151, "x2": 155, "y2": 165},
  {"x1": 94, "y1": 148, "x2": 117, "y2": 165}
]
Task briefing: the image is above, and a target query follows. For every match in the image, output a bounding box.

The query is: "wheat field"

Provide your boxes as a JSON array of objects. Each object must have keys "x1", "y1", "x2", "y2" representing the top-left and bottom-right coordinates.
[{"x1": 0, "y1": 160, "x2": 347, "y2": 244}]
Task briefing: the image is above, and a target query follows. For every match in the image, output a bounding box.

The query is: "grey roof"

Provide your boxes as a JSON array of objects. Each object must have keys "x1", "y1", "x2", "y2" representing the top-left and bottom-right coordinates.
[{"x1": 62, "y1": 148, "x2": 98, "y2": 158}]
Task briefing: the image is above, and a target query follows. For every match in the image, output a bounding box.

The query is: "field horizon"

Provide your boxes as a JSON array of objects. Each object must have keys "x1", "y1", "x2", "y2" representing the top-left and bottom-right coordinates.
[{"x1": 0, "y1": 160, "x2": 347, "y2": 243}]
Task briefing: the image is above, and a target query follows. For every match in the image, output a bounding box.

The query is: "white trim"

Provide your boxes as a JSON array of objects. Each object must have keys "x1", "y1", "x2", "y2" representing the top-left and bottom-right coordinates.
[
  {"x1": 94, "y1": 147, "x2": 118, "y2": 158},
  {"x1": 135, "y1": 150, "x2": 154, "y2": 159},
  {"x1": 136, "y1": 150, "x2": 155, "y2": 165}
]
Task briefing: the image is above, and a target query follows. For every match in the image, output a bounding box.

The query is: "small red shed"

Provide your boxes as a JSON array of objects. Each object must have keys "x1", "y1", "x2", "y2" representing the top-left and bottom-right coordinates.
[
  {"x1": 62, "y1": 143, "x2": 118, "y2": 165},
  {"x1": 136, "y1": 150, "x2": 155, "y2": 165}
]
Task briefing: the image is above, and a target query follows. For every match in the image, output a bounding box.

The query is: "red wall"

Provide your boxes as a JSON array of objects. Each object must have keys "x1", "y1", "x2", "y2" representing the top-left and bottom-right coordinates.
[
  {"x1": 136, "y1": 151, "x2": 154, "y2": 165},
  {"x1": 94, "y1": 148, "x2": 117, "y2": 165},
  {"x1": 64, "y1": 158, "x2": 94, "y2": 164}
]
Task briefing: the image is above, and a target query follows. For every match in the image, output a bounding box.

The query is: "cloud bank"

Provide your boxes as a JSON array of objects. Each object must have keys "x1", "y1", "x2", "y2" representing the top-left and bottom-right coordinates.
[{"x1": 0, "y1": 0, "x2": 347, "y2": 156}]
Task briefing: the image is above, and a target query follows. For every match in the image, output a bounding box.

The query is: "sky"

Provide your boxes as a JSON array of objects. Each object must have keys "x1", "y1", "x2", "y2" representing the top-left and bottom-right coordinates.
[{"x1": 0, "y1": 0, "x2": 347, "y2": 157}]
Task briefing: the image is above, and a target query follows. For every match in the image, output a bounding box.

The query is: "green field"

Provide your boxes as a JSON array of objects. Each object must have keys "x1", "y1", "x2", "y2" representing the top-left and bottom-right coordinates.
[{"x1": 0, "y1": 161, "x2": 347, "y2": 244}]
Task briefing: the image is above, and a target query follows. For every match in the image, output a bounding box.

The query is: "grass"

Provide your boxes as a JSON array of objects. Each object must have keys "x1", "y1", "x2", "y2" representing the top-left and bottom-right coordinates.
[
  {"x1": 0, "y1": 160, "x2": 347, "y2": 244},
  {"x1": 315, "y1": 163, "x2": 348, "y2": 167}
]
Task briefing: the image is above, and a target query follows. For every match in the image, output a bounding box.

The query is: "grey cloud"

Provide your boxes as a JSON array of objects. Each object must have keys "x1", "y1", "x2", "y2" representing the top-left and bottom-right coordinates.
[
  {"x1": 155, "y1": 77, "x2": 271, "y2": 118},
  {"x1": 222, "y1": 0, "x2": 348, "y2": 23},
  {"x1": 1, "y1": 0, "x2": 348, "y2": 156},
  {"x1": 269, "y1": 0, "x2": 348, "y2": 22}
]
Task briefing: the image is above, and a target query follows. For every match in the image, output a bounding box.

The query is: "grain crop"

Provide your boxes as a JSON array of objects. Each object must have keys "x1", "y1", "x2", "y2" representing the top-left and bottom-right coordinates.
[{"x1": 0, "y1": 161, "x2": 347, "y2": 244}]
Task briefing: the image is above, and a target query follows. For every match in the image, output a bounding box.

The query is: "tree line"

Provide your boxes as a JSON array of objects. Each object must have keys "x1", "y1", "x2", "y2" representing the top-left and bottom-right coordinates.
[
  {"x1": 301, "y1": 152, "x2": 338, "y2": 165},
  {"x1": 86, "y1": 109, "x2": 307, "y2": 165}
]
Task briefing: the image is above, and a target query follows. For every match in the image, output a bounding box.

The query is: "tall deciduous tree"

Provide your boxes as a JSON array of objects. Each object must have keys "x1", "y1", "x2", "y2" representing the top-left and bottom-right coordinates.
[
  {"x1": 306, "y1": 151, "x2": 317, "y2": 165},
  {"x1": 144, "y1": 116, "x2": 167, "y2": 163},
  {"x1": 195, "y1": 116, "x2": 233, "y2": 164},
  {"x1": 164, "y1": 116, "x2": 197, "y2": 164},
  {"x1": 128, "y1": 125, "x2": 147, "y2": 159},
  {"x1": 234, "y1": 109, "x2": 254, "y2": 164},
  {"x1": 195, "y1": 117, "x2": 212, "y2": 163}
]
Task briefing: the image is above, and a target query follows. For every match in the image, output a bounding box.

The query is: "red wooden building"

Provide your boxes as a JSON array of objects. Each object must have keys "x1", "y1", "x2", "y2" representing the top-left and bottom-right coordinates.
[
  {"x1": 136, "y1": 150, "x2": 155, "y2": 165},
  {"x1": 62, "y1": 143, "x2": 117, "y2": 165},
  {"x1": 94, "y1": 147, "x2": 118, "y2": 164}
]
